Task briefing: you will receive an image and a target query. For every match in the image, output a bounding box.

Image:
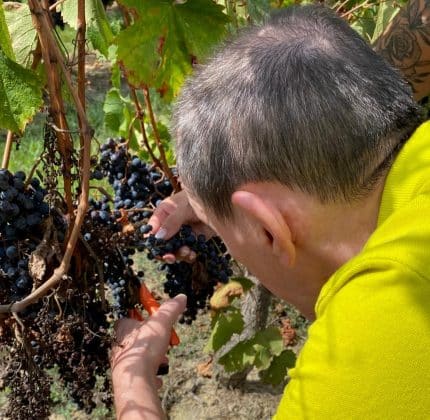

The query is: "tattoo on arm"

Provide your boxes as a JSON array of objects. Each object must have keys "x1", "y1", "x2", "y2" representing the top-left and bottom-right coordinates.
[{"x1": 374, "y1": 0, "x2": 430, "y2": 100}]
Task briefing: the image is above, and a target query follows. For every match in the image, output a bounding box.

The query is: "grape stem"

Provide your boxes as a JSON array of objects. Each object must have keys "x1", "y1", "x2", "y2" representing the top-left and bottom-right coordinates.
[
  {"x1": 89, "y1": 185, "x2": 113, "y2": 202},
  {"x1": 142, "y1": 87, "x2": 180, "y2": 192},
  {"x1": 0, "y1": 1, "x2": 93, "y2": 314},
  {"x1": 77, "y1": 0, "x2": 86, "y2": 161},
  {"x1": 79, "y1": 234, "x2": 107, "y2": 311},
  {"x1": 24, "y1": 156, "x2": 43, "y2": 189},
  {"x1": 1, "y1": 131, "x2": 14, "y2": 170}
]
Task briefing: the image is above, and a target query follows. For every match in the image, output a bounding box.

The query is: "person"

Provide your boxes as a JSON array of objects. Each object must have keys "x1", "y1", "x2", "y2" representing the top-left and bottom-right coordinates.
[{"x1": 111, "y1": 4, "x2": 430, "y2": 419}]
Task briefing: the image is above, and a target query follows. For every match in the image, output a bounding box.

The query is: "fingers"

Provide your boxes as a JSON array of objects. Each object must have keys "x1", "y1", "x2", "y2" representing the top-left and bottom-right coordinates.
[
  {"x1": 161, "y1": 247, "x2": 196, "y2": 264},
  {"x1": 113, "y1": 318, "x2": 141, "y2": 344},
  {"x1": 155, "y1": 376, "x2": 163, "y2": 389},
  {"x1": 147, "y1": 294, "x2": 187, "y2": 332},
  {"x1": 147, "y1": 198, "x2": 178, "y2": 237}
]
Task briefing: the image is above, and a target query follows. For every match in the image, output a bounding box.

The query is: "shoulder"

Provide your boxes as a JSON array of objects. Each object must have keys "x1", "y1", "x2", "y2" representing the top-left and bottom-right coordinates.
[{"x1": 275, "y1": 259, "x2": 430, "y2": 419}]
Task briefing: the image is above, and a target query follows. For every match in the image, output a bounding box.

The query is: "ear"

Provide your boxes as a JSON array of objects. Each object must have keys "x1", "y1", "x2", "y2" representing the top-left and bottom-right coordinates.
[{"x1": 231, "y1": 190, "x2": 296, "y2": 268}]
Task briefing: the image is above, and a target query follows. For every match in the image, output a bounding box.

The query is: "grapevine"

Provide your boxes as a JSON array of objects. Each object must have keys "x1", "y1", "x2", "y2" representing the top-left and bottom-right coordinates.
[{"x1": 0, "y1": 134, "x2": 233, "y2": 416}]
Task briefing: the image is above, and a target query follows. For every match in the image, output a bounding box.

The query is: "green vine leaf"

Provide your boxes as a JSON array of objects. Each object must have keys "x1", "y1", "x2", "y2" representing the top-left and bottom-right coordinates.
[
  {"x1": 370, "y1": 0, "x2": 400, "y2": 44},
  {"x1": 247, "y1": 0, "x2": 270, "y2": 23},
  {"x1": 205, "y1": 307, "x2": 244, "y2": 353},
  {"x1": 103, "y1": 87, "x2": 134, "y2": 138},
  {"x1": 0, "y1": 49, "x2": 42, "y2": 133},
  {"x1": 231, "y1": 276, "x2": 255, "y2": 292},
  {"x1": 0, "y1": 0, "x2": 14, "y2": 60},
  {"x1": 60, "y1": 0, "x2": 113, "y2": 57},
  {"x1": 3, "y1": 2, "x2": 37, "y2": 66},
  {"x1": 252, "y1": 327, "x2": 284, "y2": 369},
  {"x1": 218, "y1": 326, "x2": 284, "y2": 373},
  {"x1": 116, "y1": 0, "x2": 229, "y2": 99},
  {"x1": 218, "y1": 339, "x2": 257, "y2": 372},
  {"x1": 259, "y1": 349, "x2": 296, "y2": 386}
]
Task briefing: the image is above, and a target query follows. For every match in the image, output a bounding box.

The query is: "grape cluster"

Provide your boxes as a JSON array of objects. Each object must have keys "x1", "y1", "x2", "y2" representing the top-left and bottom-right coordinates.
[
  {"x1": 90, "y1": 138, "x2": 234, "y2": 323},
  {"x1": 0, "y1": 169, "x2": 49, "y2": 240},
  {"x1": 0, "y1": 136, "x2": 234, "y2": 417},
  {"x1": 3, "y1": 351, "x2": 51, "y2": 420},
  {"x1": 143, "y1": 225, "x2": 232, "y2": 323},
  {"x1": 102, "y1": 250, "x2": 142, "y2": 318},
  {"x1": 0, "y1": 169, "x2": 49, "y2": 302},
  {"x1": 95, "y1": 137, "x2": 172, "y2": 221}
]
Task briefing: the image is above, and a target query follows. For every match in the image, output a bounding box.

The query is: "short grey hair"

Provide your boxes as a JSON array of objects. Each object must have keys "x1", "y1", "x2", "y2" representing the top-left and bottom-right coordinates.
[{"x1": 173, "y1": 5, "x2": 421, "y2": 219}]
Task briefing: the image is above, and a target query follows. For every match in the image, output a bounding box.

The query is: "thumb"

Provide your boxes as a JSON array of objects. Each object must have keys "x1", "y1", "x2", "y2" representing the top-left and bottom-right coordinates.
[
  {"x1": 154, "y1": 210, "x2": 186, "y2": 240},
  {"x1": 147, "y1": 294, "x2": 187, "y2": 329}
]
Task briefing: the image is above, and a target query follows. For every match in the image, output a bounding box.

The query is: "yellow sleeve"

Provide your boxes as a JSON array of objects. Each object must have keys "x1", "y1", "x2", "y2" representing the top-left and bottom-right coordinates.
[{"x1": 274, "y1": 259, "x2": 430, "y2": 420}]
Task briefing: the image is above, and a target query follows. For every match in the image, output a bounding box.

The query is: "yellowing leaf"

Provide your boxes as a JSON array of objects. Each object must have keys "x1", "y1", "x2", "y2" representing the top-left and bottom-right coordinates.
[{"x1": 210, "y1": 281, "x2": 245, "y2": 310}]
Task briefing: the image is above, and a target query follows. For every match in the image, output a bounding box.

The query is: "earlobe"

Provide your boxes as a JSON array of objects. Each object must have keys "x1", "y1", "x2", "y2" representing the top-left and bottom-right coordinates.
[{"x1": 231, "y1": 190, "x2": 296, "y2": 268}]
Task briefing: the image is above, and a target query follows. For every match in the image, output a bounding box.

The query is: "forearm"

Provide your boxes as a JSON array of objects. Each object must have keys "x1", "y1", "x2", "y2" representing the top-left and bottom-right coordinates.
[
  {"x1": 374, "y1": 0, "x2": 430, "y2": 101},
  {"x1": 113, "y1": 366, "x2": 165, "y2": 420}
]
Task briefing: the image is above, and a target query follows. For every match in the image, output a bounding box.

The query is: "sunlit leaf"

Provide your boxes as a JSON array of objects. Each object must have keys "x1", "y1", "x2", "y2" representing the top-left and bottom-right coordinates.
[
  {"x1": 116, "y1": 0, "x2": 229, "y2": 98},
  {"x1": 60, "y1": 0, "x2": 113, "y2": 57},
  {"x1": 205, "y1": 308, "x2": 244, "y2": 353},
  {"x1": 218, "y1": 338, "x2": 257, "y2": 372},
  {"x1": 259, "y1": 349, "x2": 296, "y2": 385},
  {"x1": 0, "y1": 49, "x2": 42, "y2": 132},
  {"x1": 247, "y1": 0, "x2": 270, "y2": 23},
  {"x1": 371, "y1": 0, "x2": 400, "y2": 44},
  {"x1": 218, "y1": 326, "x2": 283, "y2": 372},
  {"x1": 103, "y1": 87, "x2": 134, "y2": 138},
  {"x1": 0, "y1": 0, "x2": 14, "y2": 60},
  {"x1": 4, "y1": 2, "x2": 36, "y2": 66}
]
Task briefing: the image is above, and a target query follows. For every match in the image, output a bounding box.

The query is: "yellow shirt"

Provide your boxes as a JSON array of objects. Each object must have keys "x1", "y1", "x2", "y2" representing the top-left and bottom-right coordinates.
[{"x1": 274, "y1": 121, "x2": 430, "y2": 419}]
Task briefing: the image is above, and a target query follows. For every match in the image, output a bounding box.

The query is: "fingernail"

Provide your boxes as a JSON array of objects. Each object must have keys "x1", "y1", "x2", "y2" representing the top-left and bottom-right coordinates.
[
  {"x1": 163, "y1": 255, "x2": 175, "y2": 264},
  {"x1": 174, "y1": 294, "x2": 187, "y2": 305},
  {"x1": 155, "y1": 228, "x2": 167, "y2": 239},
  {"x1": 179, "y1": 247, "x2": 189, "y2": 257}
]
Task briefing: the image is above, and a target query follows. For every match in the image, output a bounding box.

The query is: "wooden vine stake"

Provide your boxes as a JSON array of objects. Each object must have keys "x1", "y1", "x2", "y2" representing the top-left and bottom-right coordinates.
[{"x1": 0, "y1": 0, "x2": 92, "y2": 314}]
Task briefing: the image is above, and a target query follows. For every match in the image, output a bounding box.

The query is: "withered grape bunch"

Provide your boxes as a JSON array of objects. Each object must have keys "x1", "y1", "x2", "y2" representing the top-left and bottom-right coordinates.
[{"x1": 0, "y1": 137, "x2": 232, "y2": 418}]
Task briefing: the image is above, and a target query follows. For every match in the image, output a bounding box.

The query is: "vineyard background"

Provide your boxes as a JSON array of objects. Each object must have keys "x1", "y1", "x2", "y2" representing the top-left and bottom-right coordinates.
[{"x1": 0, "y1": 0, "x2": 419, "y2": 419}]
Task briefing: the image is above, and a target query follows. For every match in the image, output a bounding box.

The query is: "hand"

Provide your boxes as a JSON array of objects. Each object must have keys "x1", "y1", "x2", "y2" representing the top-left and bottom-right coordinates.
[
  {"x1": 111, "y1": 295, "x2": 187, "y2": 420},
  {"x1": 147, "y1": 190, "x2": 215, "y2": 264}
]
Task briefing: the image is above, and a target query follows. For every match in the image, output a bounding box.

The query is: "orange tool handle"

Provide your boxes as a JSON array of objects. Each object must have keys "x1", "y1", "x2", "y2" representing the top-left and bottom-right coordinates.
[
  {"x1": 138, "y1": 283, "x2": 180, "y2": 346},
  {"x1": 128, "y1": 308, "x2": 144, "y2": 321}
]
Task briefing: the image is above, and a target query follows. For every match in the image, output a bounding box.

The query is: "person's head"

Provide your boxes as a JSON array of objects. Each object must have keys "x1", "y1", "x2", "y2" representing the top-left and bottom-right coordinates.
[{"x1": 172, "y1": 5, "x2": 421, "y2": 314}]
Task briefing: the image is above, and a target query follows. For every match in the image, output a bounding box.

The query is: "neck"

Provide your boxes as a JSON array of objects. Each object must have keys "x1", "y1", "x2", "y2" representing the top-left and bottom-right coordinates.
[{"x1": 286, "y1": 177, "x2": 387, "y2": 320}]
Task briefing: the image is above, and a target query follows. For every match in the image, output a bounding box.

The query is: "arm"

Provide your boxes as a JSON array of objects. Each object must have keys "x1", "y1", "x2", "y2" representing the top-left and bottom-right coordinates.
[
  {"x1": 374, "y1": 0, "x2": 430, "y2": 101},
  {"x1": 111, "y1": 295, "x2": 186, "y2": 420}
]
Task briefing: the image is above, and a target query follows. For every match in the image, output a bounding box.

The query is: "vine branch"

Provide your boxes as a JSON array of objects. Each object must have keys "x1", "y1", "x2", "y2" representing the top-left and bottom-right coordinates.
[
  {"x1": 120, "y1": 6, "x2": 179, "y2": 192},
  {"x1": 28, "y1": 0, "x2": 75, "y2": 219},
  {"x1": 1, "y1": 131, "x2": 14, "y2": 170},
  {"x1": 128, "y1": 87, "x2": 163, "y2": 168},
  {"x1": 77, "y1": 0, "x2": 86, "y2": 154},
  {"x1": 142, "y1": 86, "x2": 179, "y2": 192}
]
